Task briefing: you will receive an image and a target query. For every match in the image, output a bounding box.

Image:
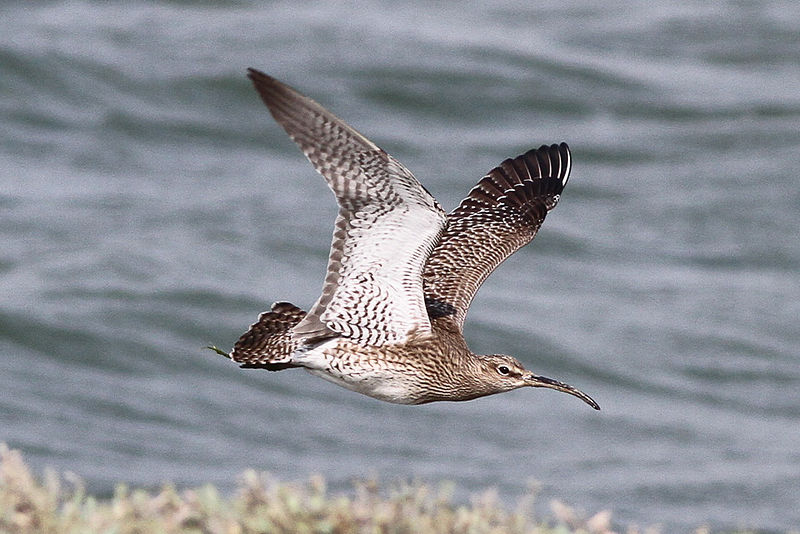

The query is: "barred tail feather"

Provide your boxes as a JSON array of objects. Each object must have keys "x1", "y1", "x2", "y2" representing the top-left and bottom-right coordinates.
[{"x1": 230, "y1": 302, "x2": 306, "y2": 370}]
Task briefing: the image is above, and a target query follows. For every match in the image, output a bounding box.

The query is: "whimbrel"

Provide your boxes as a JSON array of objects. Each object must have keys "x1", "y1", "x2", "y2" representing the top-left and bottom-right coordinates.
[{"x1": 211, "y1": 69, "x2": 599, "y2": 409}]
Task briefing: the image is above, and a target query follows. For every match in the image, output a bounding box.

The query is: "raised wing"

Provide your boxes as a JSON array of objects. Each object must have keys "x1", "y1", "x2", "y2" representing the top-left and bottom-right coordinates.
[
  {"x1": 248, "y1": 69, "x2": 446, "y2": 346},
  {"x1": 422, "y1": 143, "x2": 571, "y2": 331}
]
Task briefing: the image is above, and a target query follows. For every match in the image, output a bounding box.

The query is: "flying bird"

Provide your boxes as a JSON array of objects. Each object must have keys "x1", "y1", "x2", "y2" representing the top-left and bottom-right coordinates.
[{"x1": 210, "y1": 69, "x2": 598, "y2": 410}]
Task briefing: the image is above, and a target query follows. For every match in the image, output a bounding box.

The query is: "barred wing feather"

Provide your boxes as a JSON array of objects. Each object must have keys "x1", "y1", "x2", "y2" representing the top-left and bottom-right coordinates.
[
  {"x1": 248, "y1": 69, "x2": 446, "y2": 346},
  {"x1": 422, "y1": 143, "x2": 571, "y2": 331}
]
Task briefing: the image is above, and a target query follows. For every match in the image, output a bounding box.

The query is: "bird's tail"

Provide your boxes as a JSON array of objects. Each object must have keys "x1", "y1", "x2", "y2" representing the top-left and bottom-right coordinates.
[{"x1": 214, "y1": 302, "x2": 307, "y2": 371}]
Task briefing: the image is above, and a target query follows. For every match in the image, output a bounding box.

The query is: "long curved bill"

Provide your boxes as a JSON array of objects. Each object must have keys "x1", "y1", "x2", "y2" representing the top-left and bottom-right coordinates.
[{"x1": 525, "y1": 374, "x2": 600, "y2": 410}]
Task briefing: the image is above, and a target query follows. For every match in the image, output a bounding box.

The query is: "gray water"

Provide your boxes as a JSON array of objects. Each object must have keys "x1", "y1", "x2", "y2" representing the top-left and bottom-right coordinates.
[{"x1": 2, "y1": 1, "x2": 799, "y2": 531}]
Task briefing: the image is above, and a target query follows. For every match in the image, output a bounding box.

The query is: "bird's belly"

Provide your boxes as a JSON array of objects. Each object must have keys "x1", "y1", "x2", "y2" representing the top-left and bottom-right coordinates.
[
  {"x1": 295, "y1": 339, "x2": 422, "y2": 404},
  {"x1": 304, "y1": 367, "x2": 418, "y2": 404}
]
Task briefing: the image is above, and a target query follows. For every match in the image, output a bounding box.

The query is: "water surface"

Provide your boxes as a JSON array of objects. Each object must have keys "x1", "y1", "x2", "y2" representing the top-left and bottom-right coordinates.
[{"x1": 1, "y1": 1, "x2": 799, "y2": 531}]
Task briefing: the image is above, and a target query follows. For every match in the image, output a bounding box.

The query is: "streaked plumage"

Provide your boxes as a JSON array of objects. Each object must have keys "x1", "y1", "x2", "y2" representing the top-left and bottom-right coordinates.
[{"x1": 212, "y1": 69, "x2": 598, "y2": 410}]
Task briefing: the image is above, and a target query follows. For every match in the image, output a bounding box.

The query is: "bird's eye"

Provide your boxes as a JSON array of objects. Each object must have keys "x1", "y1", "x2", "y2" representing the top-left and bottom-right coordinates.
[{"x1": 497, "y1": 365, "x2": 510, "y2": 376}]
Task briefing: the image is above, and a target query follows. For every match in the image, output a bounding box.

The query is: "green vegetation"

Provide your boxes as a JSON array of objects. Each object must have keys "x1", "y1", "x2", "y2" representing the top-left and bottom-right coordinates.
[{"x1": 0, "y1": 444, "x2": 759, "y2": 534}]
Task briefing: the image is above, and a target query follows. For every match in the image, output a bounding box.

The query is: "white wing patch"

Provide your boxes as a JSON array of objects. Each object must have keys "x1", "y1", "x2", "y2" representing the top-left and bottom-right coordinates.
[{"x1": 325, "y1": 197, "x2": 445, "y2": 345}]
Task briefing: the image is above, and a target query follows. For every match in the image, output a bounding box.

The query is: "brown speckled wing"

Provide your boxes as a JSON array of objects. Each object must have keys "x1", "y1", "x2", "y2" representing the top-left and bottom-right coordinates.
[
  {"x1": 422, "y1": 143, "x2": 571, "y2": 331},
  {"x1": 248, "y1": 69, "x2": 446, "y2": 346}
]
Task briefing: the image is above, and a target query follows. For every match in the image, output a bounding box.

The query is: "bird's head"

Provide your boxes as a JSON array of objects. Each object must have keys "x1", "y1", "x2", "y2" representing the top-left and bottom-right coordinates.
[{"x1": 478, "y1": 354, "x2": 600, "y2": 410}]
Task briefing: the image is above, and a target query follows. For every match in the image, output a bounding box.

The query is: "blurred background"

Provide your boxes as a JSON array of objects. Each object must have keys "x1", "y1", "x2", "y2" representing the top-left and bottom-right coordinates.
[{"x1": 1, "y1": 1, "x2": 798, "y2": 531}]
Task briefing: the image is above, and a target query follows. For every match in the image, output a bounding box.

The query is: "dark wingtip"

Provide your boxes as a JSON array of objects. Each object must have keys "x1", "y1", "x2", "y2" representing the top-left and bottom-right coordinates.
[
  {"x1": 526, "y1": 142, "x2": 571, "y2": 188},
  {"x1": 246, "y1": 67, "x2": 264, "y2": 78},
  {"x1": 245, "y1": 68, "x2": 305, "y2": 117},
  {"x1": 246, "y1": 68, "x2": 276, "y2": 90}
]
